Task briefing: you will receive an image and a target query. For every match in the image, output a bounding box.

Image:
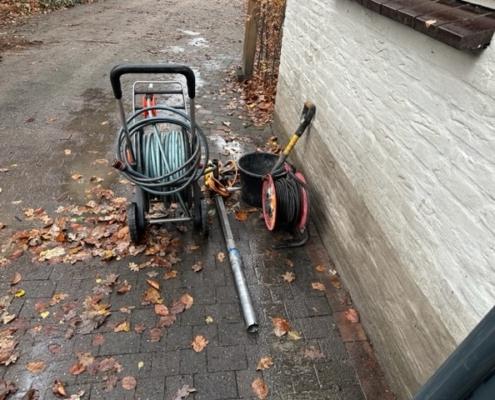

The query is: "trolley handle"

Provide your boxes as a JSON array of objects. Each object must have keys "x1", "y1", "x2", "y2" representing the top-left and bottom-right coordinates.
[{"x1": 110, "y1": 64, "x2": 196, "y2": 99}]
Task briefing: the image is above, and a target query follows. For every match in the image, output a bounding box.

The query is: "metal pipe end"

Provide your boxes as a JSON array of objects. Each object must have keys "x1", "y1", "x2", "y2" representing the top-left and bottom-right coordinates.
[{"x1": 247, "y1": 323, "x2": 259, "y2": 334}]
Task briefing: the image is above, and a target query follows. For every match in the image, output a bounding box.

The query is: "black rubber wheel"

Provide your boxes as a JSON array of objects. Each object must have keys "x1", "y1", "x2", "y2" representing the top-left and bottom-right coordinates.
[
  {"x1": 128, "y1": 202, "x2": 144, "y2": 244},
  {"x1": 135, "y1": 187, "x2": 148, "y2": 225}
]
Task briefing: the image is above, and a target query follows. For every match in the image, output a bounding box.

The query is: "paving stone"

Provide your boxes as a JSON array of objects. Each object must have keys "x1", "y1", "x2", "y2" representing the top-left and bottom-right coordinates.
[
  {"x1": 204, "y1": 303, "x2": 243, "y2": 324},
  {"x1": 236, "y1": 369, "x2": 262, "y2": 398},
  {"x1": 165, "y1": 325, "x2": 193, "y2": 351},
  {"x1": 193, "y1": 323, "x2": 219, "y2": 346},
  {"x1": 98, "y1": 332, "x2": 140, "y2": 355},
  {"x1": 315, "y1": 360, "x2": 360, "y2": 390},
  {"x1": 298, "y1": 316, "x2": 336, "y2": 339},
  {"x1": 16, "y1": 280, "x2": 56, "y2": 298},
  {"x1": 194, "y1": 371, "x2": 238, "y2": 400},
  {"x1": 179, "y1": 348, "x2": 206, "y2": 374},
  {"x1": 217, "y1": 322, "x2": 258, "y2": 346},
  {"x1": 207, "y1": 345, "x2": 248, "y2": 372},
  {"x1": 215, "y1": 285, "x2": 239, "y2": 303},
  {"x1": 134, "y1": 376, "x2": 166, "y2": 400},
  {"x1": 151, "y1": 351, "x2": 180, "y2": 377},
  {"x1": 90, "y1": 381, "x2": 135, "y2": 399}
]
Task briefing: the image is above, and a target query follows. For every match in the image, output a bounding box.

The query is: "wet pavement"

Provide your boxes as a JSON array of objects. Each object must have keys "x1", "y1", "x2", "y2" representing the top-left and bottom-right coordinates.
[{"x1": 0, "y1": 0, "x2": 393, "y2": 399}]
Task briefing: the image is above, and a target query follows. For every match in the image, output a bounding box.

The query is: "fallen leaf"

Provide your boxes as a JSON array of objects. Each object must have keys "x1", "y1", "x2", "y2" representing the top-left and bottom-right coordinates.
[
  {"x1": 164, "y1": 270, "x2": 178, "y2": 280},
  {"x1": 129, "y1": 262, "x2": 139, "y2": 272},
  {"x1": 288, "y1": 330, "x2": 302, "y2": 341},
  {"x1": 191, "y1": 335, "x2": 208, "y2": 352},
  {"x1": 114, "y1": 321, "x2": 130, "y2": 333},
  {"x1": 14, "y1": 289, "x2": 25, "y2": 298},
  {"x1": 92, "y1": 334, "x2": 105, "y2": 346},
  {"x1": 39, "y1": 311, "x2": 50, "y2": 319},
  {"x1": 315, "y1": 264, "x2": 326, "y2": 273},
  {"x1": 117, "y1": 280, "x2": 131, "y2": 294},
  {"x1": 205, "y1": 315, "x2": 214, "y2": 324},
  {"x1": 251, "y1": 378, "x2": 269, "y2": 399},
  {"x1": 64, "y1": 149, "x2": 72, "y2": 156},
  {"x1": 149, "y1": 328, "x2": 162, "y2": 342},
  {"x1": 1, "y1": 312, "x2": 16, "y2": 324},
  {"x1": 158, "y1": 314, "x2": 176, "y2": 328},
  {"x1": 344, "y1": 308, "x2": 360, "y2": 323},
  {"x1": 48, "y1": 344, "x2": 61, "y2": 355},
  {"x1": 71, "y1": 174, "x2": 82, "y2": 181},
  {"x1": 282, "y1": 271, "x2": 295, "y2": 283},
  {"x1": 52, "y1": 379, "x2": 67, "y2": 397},
  {"x1": 303, "y1": 346, "x2": 325, "y2": 360},
  {"x1": 173, "y1": 384, "x2": 196, "y2": 400},
  {"x1": 217, "y1": 252, "x2": 226, "y2": 262},
  {"x1": 39, "y1": 247, "x2": 65, "y2": 261},
  {"x1": 26, "y1": 360, "x2": 46, "y2": 374},
  {"x1": 256, "y1": 356, "x2": 273, "y2": 370},
  {"x1": 137, "y1": 361, "x2": 144, "y2": 369},
  {"x1": 0, "y1": 335, "x2": 19, "y2": 366},
  {"x1": 154, "y1": 304, "x2": 169, "y2": 316},
  {"x1": 121, "y1": 376, "x2": 137, "y2": 390},
  {"x1": 146, "y1": 279, "x2": 160, "y2": 290},
  {"x1": 311, "y1": 282, "x2": 325, "y2": 291},
  {"x1": 10, "y1": 272, "x2": 22, "y2": 286},
  {"x1": 0, "y1": 379, "x2": 17, "y2": 398},
  {"x1": 234, "y1": 210, "x2": 248, "y2": 221},
  {"x1": 21, "y1": 389, "x2": 39, "y2": 399},
  {"x1": 191, "y1": 261, "x2": 203, "y2": 273},
  {"x1": 180, "y1": 293, "x2": 194, "y2": 310},
  {"x1": 286, "y1": 259, "x2": 294, "y2": 268},
  {"x1": 272, "y1": 317, "x2": 290, "y2": 337},
  {"x1": 142, "y1": 287, "x2": 163, "y2": 305},
  {"x1": 134, "y1": 323, "x2": 146, "y2": 334},
  {"x1": 330, "y1": 275, "x2": 342, "y2": 289}
]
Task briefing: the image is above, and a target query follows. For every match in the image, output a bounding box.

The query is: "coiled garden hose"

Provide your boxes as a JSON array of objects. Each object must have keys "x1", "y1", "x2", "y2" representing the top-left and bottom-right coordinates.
[{"x1": 114, "y1": 105, "x2": 208, "y2": 197}]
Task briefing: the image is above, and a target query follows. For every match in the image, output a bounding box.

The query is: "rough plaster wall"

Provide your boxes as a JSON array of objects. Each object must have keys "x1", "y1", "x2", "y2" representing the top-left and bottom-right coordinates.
[{"x1": 274, "y1": 0, "x2": 495, "y2": 398}]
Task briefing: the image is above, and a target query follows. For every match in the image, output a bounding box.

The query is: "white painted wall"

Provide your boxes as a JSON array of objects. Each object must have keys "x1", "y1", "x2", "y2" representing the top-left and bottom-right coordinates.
[{"x1": 275, "y1": 0, "x2": 495, "y2": 397}]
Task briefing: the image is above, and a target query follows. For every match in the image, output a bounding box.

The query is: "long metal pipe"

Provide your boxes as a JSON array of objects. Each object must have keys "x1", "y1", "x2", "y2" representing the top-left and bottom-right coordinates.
[{"x1": 215, "y1": 195, "x2": 258, "y2": 333}]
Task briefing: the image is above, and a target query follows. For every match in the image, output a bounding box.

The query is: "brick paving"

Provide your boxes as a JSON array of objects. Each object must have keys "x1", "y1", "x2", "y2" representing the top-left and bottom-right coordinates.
[{"x1": 0, "y1": 0, "x2": 395, "y2": 399}]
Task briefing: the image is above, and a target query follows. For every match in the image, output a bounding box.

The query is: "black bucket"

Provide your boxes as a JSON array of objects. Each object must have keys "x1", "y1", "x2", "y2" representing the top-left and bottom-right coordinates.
[{"x1": 238, "y1": 152, "x2": 283, "y2": 207}]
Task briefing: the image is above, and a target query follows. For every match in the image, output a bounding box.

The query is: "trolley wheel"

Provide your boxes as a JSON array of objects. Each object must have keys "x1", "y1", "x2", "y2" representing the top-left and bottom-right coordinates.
[
  {"x1": 128, "y1": 202, "x2": 145, "y2": 244},
  {"x1": 262, "y1": 174, "x2": 277, "y2": 231},
  {"x1": 136, "y1": 186, "x2": 149, "y2": 214}
]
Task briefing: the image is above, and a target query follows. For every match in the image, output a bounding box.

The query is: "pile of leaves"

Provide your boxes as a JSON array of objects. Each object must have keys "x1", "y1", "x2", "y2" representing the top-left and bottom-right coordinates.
[
  {"x1": 0, "y1": 184, "x2": 181, "y2": 269},
  {"x1": 0, "y1": 0, "x2": 97, "y2": 26},
  {"x1": 239, "y1": 0, "x2": 287, "y2": 126}
]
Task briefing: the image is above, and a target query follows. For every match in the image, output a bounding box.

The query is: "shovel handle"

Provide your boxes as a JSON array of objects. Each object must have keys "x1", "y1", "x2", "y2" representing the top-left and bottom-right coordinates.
[{"x1": 283, "y1": 101, "x2": 316, "y2": 156}]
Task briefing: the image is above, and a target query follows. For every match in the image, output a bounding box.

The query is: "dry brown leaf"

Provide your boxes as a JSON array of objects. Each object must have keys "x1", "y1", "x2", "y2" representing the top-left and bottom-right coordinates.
[
  {"x1": 180, "y1": 293, "x2": 194, "y2": 310},
  {"x1": 288, "y1": 330, "x2": 302, "y2": 341},
  {"x1": 71, "y1": 174, "x2": 82, "y2": 181},
  {"x1": 251, "y1": 378, "x2": 269, "y2": 399},
  {"x1": 217, "y1": 252, "x2": 226, "y2": 263},
  {"x1": 311, "y1": 282, "x2": 325, "y2": 291},
  {"x1": 330, "y1": 275, "x2": 342, "y2": 289},
  {"x1": 26, "y1": 360, "x2": 45, "y2": 374},
  {"x1": 303, "y1": 346, "x2": 325, "y2": 360},
  {"x1": 154, "y1": 304, "x2": 169, "y2": 317},
  {"x1": 92, "y1": 334, "x2": 105, "y2": 346},
  {"x1": 142, "y1": 287, "x2": 163, "y2": 305},
  {"x1": 286, "y1": 259, "x2": 294, "y2": 268},
  {"x1": 164, "y1": 270, "x2": 178, "y2": 280},
  {"x1": 344, "y1": 308, "x2": 360, "y2": 323},
  {"x1": 146, "y1": 279, "x2": 160, "y2": 290},
  {"x1": 134, "y1": 323, "x2": 146, "y2": 334},
  {"x1": 129, "y1": 262, "x2": 140, "y2": 272},
  {"x1": 173, "y1": 384, "x2": 196, "y2": 400},
  {"x1": 117, "y1": 280, "x2": 132, "y2": 294},
  {"x1": 191, "y1": 335, "x2": 208, "y2": 352},
  {"x1": 149, "y1": 328, "x2": 162, "y2": 342},
  {"x1": 192, "y1": 261, "x2": 203, "y2": 273},
  {"x1": 52, "y1": 379, "x2": 67, "y2": 397},
  {"x1": 282, "y1": 271, "x2": 295, "y2": 283},
  {"x1": 234, "y1": 210, "x2": 248, "y2": 221},
  {"x1": 121, "y1": 376, "x2": 137, "y2": 391},
  {"x1": 114, "y1": 321, "x2": 130, "y2": 333},
  {"x1": 256, "y1": 356, "x2": 274, "y2": 370},
  {"x1": 315, "y1": 264, "x2": 326, "y2": 273},
  {"x1": 272, "y1": 317, "x2": 290, "y2": 337},
  {"x1": 158, "y1": 314, "x2": 177, "y2": 328},
  {"x1": 64, "y1": 149, "x2": 71, "y2": 156},
  {"x1": 10, "y1": 272, "x2": 22, "y2": 286}
]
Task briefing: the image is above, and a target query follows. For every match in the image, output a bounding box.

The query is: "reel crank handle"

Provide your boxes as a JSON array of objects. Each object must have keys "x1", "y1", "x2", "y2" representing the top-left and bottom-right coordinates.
[{"x1": 271, "y1": 101, "x2": 316, "y2": 173}]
